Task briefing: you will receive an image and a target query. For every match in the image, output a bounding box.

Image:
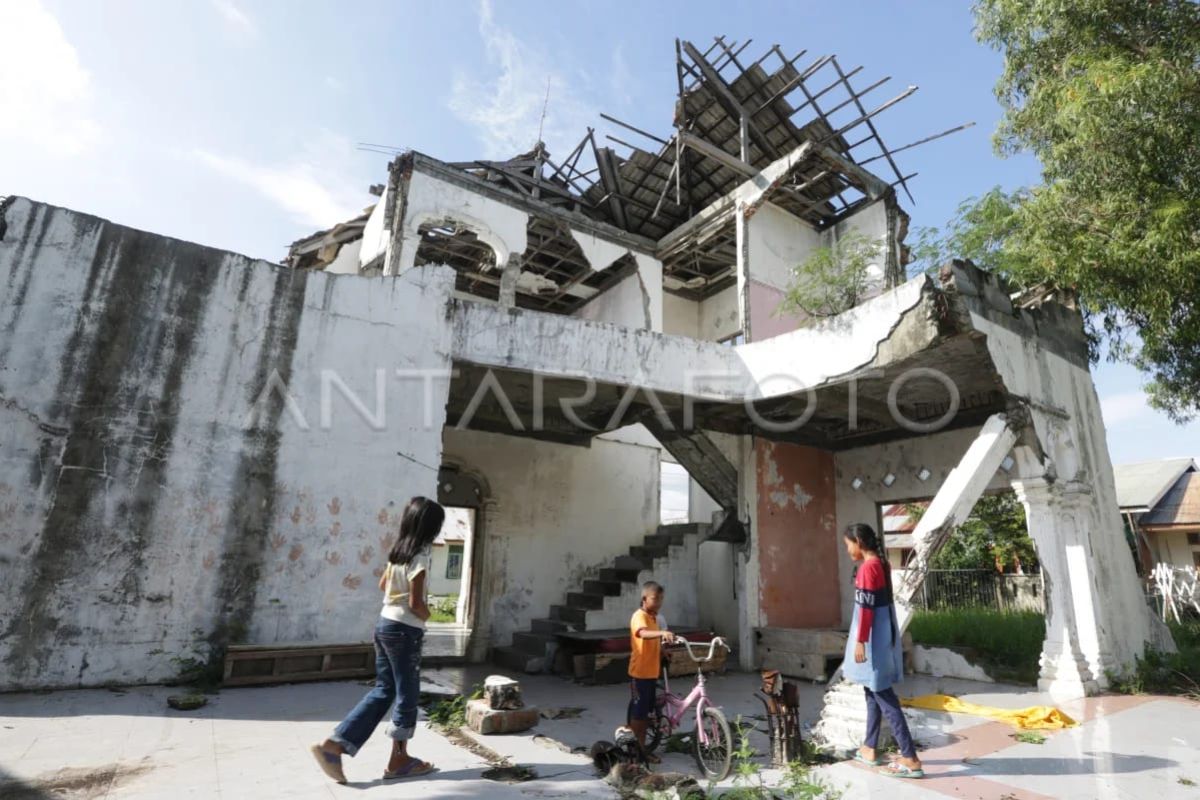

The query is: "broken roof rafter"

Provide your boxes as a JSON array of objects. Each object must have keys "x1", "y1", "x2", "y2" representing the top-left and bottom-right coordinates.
[{"x1": 415, "y1": 36, "x2": 971, "y2": 298}]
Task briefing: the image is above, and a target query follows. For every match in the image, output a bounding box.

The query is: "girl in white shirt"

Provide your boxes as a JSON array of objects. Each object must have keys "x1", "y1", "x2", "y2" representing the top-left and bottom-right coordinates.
[{"x1": 311, "y1": 496, "x2": 444, "y2": 783}]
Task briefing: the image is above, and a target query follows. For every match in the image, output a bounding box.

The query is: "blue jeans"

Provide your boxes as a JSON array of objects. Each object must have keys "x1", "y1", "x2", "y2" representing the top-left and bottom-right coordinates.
[
  {"x1": 330, "y1": 617, "x2": 424, "y2": 756},
  {"x1": 864, "y1": 686, "x2": 916, "y2": 759}
]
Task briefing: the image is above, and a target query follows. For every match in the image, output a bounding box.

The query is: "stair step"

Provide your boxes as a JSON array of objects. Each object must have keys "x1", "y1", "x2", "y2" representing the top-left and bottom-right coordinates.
[
  {"x1": 629, "y1": 545, "x2": 668, "y2": 560},
  {"x1": 530, "y1": 617, "x2": 568, "y2": 634},
  {"x1": 512, "y1": 631, "x2": 556, "y2": 656},
  {"x1": 550, "y1": 605, "x2": 588, "y2": 625},
  {"x1": 658, "y1": 522, "x2": 705, "y2": 537},
  {"x1": 566, "y1": 592, "x2": 606, "y2": 610},
  {"x1": 599, "y1": 567, "x2": 641, "y2": 583},
  {"x1": 583, "y1": 579, "x2": 623, "y2": 597},
  {"x1": 643, "y1": 533, "x2": 682, "y2": 549},
  {"x1": 492, "y1": 645, "x2": 543, "y2": 675},
  {"x1": 613, "y1": 555, "x2": 649, "y2": 572}
]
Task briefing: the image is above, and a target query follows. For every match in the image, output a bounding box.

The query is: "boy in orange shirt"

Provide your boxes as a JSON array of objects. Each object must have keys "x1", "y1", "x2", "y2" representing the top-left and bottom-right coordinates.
[{"x1": 628, "y1": 581, "x2": 675, "y2": 761}]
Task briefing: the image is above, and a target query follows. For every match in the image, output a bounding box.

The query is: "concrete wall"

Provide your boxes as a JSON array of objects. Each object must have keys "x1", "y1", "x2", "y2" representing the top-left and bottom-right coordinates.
[
  {"x1": 755, "y1": 441, "x2": 840, "y2": 629},
  {"x1": 663, "y1": 292, "x2": 699, "y2": 339},
  {"x1": 0, "y1": 198, "x2": 457, "y2": 691},
  {"x1": 699, "y1": 284, "x2": 741, "y2": 342},
  {"x1": 428, "y1": 544, "x2": 464, "y2": 597},
  {"x1": 698, "y1": 541, "x2": 740, "y2": 640},
  {"x1": 743, "y1": 202, "x2": 821, "y2": 341},
  {"x1": 575, "y1": 267, "x2": 655, "y2": 331},
  {"x1": 439, "y1": 426, "x2": 660, "y2": 648}
]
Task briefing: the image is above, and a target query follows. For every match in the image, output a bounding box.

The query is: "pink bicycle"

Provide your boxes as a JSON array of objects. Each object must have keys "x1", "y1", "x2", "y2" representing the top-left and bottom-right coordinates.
[{"x1": 627, "y1": 637, "x2": 733, "y2": 780}]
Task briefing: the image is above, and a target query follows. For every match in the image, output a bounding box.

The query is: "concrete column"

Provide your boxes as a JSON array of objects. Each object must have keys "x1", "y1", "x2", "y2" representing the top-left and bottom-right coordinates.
[
  {"x1": 498, "y1": 255, "x2": 521, "y2": 308},
  {"x1": 1012, "y1": 477, "x2": 1101, "y2": 699},
  {"x1": 467, "y1": 498, "x2": 502, "y2": 663}
]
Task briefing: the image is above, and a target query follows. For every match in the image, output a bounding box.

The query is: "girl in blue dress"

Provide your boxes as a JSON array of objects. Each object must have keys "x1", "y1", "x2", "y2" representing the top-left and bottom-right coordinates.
[{"x1": 842, "y1": 523, "x2": 924, "y2": 779}]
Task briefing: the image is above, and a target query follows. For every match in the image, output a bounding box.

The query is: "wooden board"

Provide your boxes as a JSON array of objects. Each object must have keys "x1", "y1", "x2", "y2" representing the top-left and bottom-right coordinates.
[{"x1": 223, "y1": 642, "x2": 375, "y2": 686}]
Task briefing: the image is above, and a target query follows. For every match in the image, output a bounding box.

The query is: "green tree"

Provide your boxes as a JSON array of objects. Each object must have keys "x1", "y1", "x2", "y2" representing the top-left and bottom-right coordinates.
[
  {"x1": 779, "y1": 231, "x2": 881, "y2": 320},
  {"x1": 916, "y1": 0, "x2": 1200, "y2": 421},
  {"x1": 906, "y1": 493, "x2": 1037, "y2": 573}
]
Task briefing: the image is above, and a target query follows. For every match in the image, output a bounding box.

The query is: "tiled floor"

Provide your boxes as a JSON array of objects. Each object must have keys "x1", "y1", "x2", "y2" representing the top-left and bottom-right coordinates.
[{"x1": 1, "y1": 670, "x2": 1198, "y2": 798}]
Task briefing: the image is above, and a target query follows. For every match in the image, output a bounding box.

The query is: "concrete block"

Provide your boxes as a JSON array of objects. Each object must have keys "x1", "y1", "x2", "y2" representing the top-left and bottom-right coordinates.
[
  {"x1": 465, "y1": 699, "x2": 539, "y2": 735},
  {"x1": 484, "y1": 674, "x2": 525, "y2": 709}
]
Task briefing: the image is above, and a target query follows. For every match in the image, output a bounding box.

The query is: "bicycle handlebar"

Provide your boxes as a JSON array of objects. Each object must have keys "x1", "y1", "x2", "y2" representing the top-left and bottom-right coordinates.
[{"x1": 667, "y1": 636, "x2": 730, "y2": 663}]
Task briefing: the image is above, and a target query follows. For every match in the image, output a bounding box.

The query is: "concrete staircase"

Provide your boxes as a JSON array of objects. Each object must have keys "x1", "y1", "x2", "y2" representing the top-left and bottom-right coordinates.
[{"x1": 492, "y1": 522, "x2": 706, "y2": 673}]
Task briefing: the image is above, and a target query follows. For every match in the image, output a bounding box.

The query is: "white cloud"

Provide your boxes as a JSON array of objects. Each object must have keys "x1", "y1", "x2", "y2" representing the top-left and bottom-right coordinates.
[
  {"x1": 1101, "y1": 390, "x2": 1150, "y2": 427},
  {"x1": 211, "y1": 0, "x2": 256, "y2": 38},
  {"x1": 191, "y1": 138, "x2": 365, "y2": 228},
  {"x1": 448, "y1": 0, "x2": 595, "y2": 160},
  {"x1": 0, "y1": 0, "x2": 100, "y2": 156}
]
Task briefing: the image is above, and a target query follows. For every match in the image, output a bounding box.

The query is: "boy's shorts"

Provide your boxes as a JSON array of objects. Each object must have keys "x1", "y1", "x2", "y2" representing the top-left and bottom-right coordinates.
[{"x1": 629, "y1": 677, "x2": 658, "y2": 720}]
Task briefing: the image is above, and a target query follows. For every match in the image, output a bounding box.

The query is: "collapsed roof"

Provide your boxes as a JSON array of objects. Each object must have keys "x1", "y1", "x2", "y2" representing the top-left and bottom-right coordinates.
[{"x1": 302, "y1": 37, "x2": 968, "y2": 312}]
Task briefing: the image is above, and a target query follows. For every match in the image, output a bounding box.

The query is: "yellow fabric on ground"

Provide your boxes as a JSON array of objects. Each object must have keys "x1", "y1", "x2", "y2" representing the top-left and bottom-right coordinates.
[{"x1": 901, "y1": 694, "x2": 1078, "y2": 730}]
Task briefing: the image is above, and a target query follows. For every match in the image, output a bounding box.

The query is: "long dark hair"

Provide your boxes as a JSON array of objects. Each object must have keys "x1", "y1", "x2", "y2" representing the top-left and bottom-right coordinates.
[
  {"x1": 389, "y1": 496, "x2": 445, "y2": 565},
  {"x1": 843, "y1": 523, "x2": 895, "y2": 644}
]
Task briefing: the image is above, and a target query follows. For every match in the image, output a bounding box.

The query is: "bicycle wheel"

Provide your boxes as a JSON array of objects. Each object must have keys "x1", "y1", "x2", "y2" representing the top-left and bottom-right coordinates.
[
  {"x1": 692, "y1": 706, "x2": 732, "y2": 781},
  {"x1": 626, "y1": 696, "x2": 670, "y2": 753}
]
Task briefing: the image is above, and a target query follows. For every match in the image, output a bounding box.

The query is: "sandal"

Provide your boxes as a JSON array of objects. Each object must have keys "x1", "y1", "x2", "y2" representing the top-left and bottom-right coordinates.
[
  {"x1": 881, "y1": 762, "x2": 925, "y2": 779},
  {"x1": 309, "y1": 744, "x2": 347, "y2": 784},
  {"x1": 850, "y1": 750, "x2": 882, "y2": 766},
  {"x1": 383, "y1": 759, "x2": 436, "y2": 780}
]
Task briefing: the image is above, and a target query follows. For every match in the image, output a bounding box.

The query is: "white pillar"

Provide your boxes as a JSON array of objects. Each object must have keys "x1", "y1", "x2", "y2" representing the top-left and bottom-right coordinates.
[{"x1": 1012, "y1": 477, "x2": 1101, "y2": 699}]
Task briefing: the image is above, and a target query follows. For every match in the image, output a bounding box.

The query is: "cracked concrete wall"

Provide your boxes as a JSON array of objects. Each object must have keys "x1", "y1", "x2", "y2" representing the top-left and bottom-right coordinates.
[
  {"x1": 0, "y1": 198, "x2": 456, "y2": 691},
  {"x1": 439, "y1": 426, "x2": 660, "y2": 648}
]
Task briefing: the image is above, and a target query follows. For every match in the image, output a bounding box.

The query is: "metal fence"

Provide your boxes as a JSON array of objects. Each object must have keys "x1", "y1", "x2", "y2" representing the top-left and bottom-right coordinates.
[{"x1": 898, "y1": 569, "x2": 1044, "y2": 613}]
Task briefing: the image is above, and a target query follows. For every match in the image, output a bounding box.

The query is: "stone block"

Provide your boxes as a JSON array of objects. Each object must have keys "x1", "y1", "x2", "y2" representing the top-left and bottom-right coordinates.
[
  {"x1": 484, "y1": 674, "x2": 525, "y2": 709},
  {"x1": 465, "y1": 698, "x2": 539, "y2": 735}
]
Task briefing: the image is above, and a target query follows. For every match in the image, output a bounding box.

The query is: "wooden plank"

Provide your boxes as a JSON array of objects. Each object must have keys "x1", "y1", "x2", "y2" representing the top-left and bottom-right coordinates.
[{"x1": 755, "y1": 627, "x2": 846, "y2": 654}]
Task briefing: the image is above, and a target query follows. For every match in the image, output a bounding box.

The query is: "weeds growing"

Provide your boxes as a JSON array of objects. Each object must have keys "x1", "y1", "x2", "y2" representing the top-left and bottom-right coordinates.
[{"x1": 909, "y1": 609, "x2": 1045, "y2": 684}]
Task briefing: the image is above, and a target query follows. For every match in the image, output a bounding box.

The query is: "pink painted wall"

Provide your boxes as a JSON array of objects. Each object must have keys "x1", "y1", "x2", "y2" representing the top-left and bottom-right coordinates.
[
  {"x1": 756, "y1": 440, "x2": 840, "y2": 629},
  {"x1": 747, "y1": 279, "x2": 808, "y2": 341}
]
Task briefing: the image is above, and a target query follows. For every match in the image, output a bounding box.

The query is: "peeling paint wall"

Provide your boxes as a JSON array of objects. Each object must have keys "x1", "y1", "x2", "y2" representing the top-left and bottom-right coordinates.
[
  {"x1": 755, "y1": 441, "x2": 840, "y2": 628},
  {"x1": 439, "y1": 426, "x2": 660, "y2": 648},
  {"x1": 0, "y1": 199, "x2": 456, "y2": 691}
]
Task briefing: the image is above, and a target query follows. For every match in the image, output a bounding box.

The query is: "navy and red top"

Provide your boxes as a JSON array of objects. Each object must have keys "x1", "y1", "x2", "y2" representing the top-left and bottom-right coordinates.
[{"x1": 854, "y1": 557, "x2": 892, "y2": 643}]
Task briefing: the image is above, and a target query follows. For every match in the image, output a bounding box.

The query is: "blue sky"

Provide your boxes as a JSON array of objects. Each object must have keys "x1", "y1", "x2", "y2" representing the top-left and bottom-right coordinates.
[{"x1": 2, "y1": 0, "x2": 1196, "y2": 467}]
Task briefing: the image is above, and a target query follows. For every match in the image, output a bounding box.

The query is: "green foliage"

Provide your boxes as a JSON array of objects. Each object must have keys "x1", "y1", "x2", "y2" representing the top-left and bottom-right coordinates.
[
  {"x1": 1109, "y1": 619, "x2": 1200, "y2": 698},
  {"x1": 909, "y1": 609, "x2": 1045, "y2": 685},
  {"x1": 428, "y1": 594, "x2": 458, "y2": 623},
  {"x1": 714, "y1": 718, "x2": 843, "y2": 799},
  {"x1": 906, "y1": 493, "x2": 1036, "y2": 573},
  {"x1": 1010, "y1": 731, "x2": 1046, "y2": 745},
  {"x1": 918, "y1": 1, "x2": 1200, "y2": 420},
  {"x1": 169, "y1": 653, "x2": 222, "y2": 693},
  {"x1": 425, "y1": 684, "x2": 484, "y2": 729},
  {"x1": 779, "y1": 232, "x2": 881, "y2": 320}
]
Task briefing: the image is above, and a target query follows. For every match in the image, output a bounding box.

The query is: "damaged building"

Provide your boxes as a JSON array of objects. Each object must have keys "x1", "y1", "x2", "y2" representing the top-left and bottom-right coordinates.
[{"x1": 0, "y1": 38, "x2": 1168, "y2": 736}]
